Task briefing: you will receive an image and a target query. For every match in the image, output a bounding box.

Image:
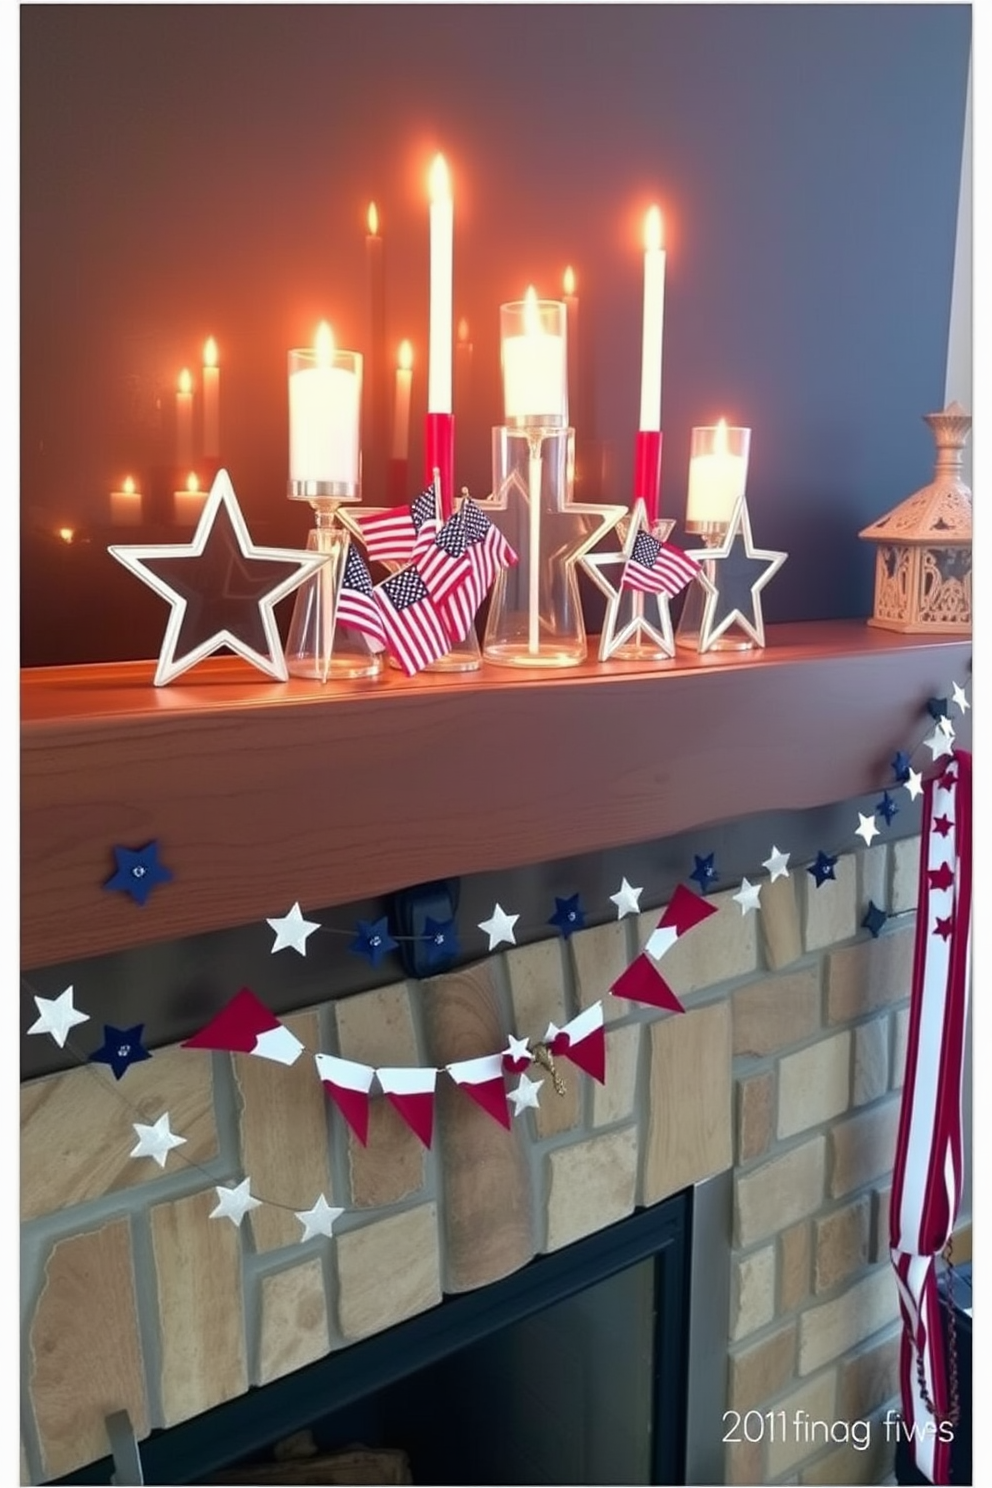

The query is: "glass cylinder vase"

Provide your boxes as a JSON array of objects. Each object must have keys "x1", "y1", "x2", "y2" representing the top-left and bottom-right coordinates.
[{"x1": 285, "y1": 504, "x2": 383, "y2": 682}]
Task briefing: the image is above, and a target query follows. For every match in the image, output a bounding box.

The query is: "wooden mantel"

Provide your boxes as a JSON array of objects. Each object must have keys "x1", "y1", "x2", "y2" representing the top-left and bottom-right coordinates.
[{"x1": 20, "y1": 622, "x2": 971, "y2": 971}]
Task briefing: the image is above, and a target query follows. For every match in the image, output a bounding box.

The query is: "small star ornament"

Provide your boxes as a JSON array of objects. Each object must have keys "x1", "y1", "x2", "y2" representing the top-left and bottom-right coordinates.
[
  {"x1": 508, "y1": 1073, "x2": 543, "y2": 1116},
  {"x1": 130, "y1": 1113, "x2": 186, "y2": 1168},
  {"x1": 295, "y1": 1194, "x2": 345, "y2": 1243},
  {"x1": 684, "y1": 494, "x2": 787, "y2": 651},
  {"x1": 423, "y1": 915, "x2": 459, "y2": 968},
  {"x1": 891, "y1": 751, "x2": 912, "y2": 784},
  {"x1": 349, "y1": 917, "x2": 397, "y2": 967},
  {"x1": 875, "y1": 791, "x2": 899, "y2": 825},
  {"x1": 808, "y1": 850, "x2": 838, "y2": 887},
  {"x1": 579, "y1": 501, "x2": 683, "y2": 660},
  {"x1": 478, "y1": 903, "x2": 520, "y2": 950},
  {"x1": 609, "y1": 877, "x2": 644, "y2": 919},
  {"x1": 104, "y1": 841, "x2": 173, "y2": 906},
  {"x1": 548, "y1": 893, "x2": 585, "y2": 938},
  {"x1": 267, "y1": 902, "x2": 321, "y2": 956},
  {"x1": 904, "y1": 769, "x2": 924, "y2": 801},
  {"x1": 502, "y1": 1034, "x2": 532, "y2": 1073},
  {"x1": 862, "y1": 901, "x2": 887, "y2": 938},
  {"x1": 951, "y1": 682, "x2": 970, "y2": 715},
  {"x1": 763, "y1": 846, "x2": 791, "y2": 881},
  {"x1": 732, "y1": 878, "x2": 762, "y2": 915},
  {"x1": 855, "y1": 812, "x2": 880, "y2": 846},
  {"x1": 27, "y1": 986, "x2": 89, "y2": 1047},
  {"x1": 925, "y1": 726, "x2": 954, "y2": 762},
  {"x1": 109, "y1": 468, "x2": 329, "y2": 685},
  {"x1": 210, "y1": 1179, "x2": 262, "y2": 1227},
  {"x1": 89, "y1": 1024, "x2": 152, "y2": 1080},
  {"x1": 690, "y1": 854, "x2": 719, "y2": 893}
]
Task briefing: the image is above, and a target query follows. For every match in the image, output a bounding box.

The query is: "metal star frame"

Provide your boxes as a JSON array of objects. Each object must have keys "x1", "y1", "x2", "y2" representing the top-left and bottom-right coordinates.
[
  {"x1": 579, "y1": 499, "x2": 683, "y2": 660},
  {"x1": 684, "y1": 494, "x2": 787, "y2": 652},
  {"x1": 109, "y1": 469, "x2": 329, "y2": 685}
]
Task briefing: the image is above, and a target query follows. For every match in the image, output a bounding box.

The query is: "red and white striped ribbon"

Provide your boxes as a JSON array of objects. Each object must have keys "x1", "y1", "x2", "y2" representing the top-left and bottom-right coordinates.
[{"x1": 889, "y1": 749, "x2": 971, "y2": 1484}]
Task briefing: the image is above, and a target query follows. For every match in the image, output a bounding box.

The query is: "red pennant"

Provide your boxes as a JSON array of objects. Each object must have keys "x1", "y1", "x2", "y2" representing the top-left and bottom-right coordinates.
[
  {"x1": 610, "y1": 954, "x2": 686, "y2": 1013},
  {"x1": 548, "y1": 1005, "x2": 607, "y2": 1085},
  {"x1": 327, "y1": 1082, "x2": 371, "y2": 1144},
  {"x1": 314, "y1": 1054, "x2": 374, "y2": 1146},
  {"x1": 660, "y1": 883, "x2": 719, "y2": 936},
  {"x1": 384, "y1": 1090, "x2": 435, "y2": 1148},
  {"x1": 182, "y1": 986, "x2": 280, "y2": 1053},
  {"x1": 448, "y1": 1055, "x2": 512, "y2": 1129}
]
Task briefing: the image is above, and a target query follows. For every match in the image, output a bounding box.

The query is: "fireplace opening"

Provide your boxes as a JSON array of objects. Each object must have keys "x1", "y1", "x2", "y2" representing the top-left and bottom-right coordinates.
[{"x1": 51, "y1": 1190, "x2": 692, "y2": 1487}]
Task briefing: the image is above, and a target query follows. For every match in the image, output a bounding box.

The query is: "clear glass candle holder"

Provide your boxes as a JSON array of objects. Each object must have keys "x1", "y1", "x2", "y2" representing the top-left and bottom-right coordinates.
[
  {"x1": 500, "y1": 297, "x2": 568, "y2": 430},
  {"x1": 287, "y1": 346, "x2": 363, "y2": 503},
  {"x1": 285, "y1": 501, "x2": 383, "y2": 682},
  {"x1": 685, "y1": 424, "x2": 751, "y2": 535}
]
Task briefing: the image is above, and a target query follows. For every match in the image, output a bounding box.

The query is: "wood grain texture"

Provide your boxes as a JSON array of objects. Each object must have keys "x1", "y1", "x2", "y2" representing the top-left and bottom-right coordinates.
[
  {"x1": 20, "y1": 624, "x2": 971, "y2": 969},
  {"x1": 420, "y1": 963, "x2": 536, "y2": 1292}
]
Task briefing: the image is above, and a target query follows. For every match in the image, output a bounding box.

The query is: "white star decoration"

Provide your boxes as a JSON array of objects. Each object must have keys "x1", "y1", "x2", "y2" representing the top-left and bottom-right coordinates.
[
  {"x1": 478, "y1": 903, "x2": 520, "y2": 950},
  {"x1": 609, "y1": 877, "x2": 644, "y2": 919},
  {"x1": 130, "y1": 1114, "x2": 187, "y2": 1168},
  {"x1": 733, "y1": 878, "x2": 762, "y2": 915},
  {"x1": 267, "y1": 902, "x2": 321, "y2": 956},
  {"x1": 27, "y1": 986, "x2": 89, "y2": 1047},
  {"x1": 109, "y1": 468, "x2": 328, "y2": 686},
  {"x1": 763, "y1": 846, "x2": 791, "y2": 881},
  {"x1": 508, "y1": 1073, "x2": 543, "y2": 1116},
  {"x1": 855, "y1": 812, "x2": 881, "y2": 846},
  {"x1": 937, "y1": 715, "x2": 955, "y2": 739},
  {"x1": 925, "y1": 727, "x2": 954, "y2": 761},
  {"x1": 210, "y1": 1179, "x2": 262, "y2": 1227},
  {"x1": 579, "y1": 502, "x2": 680, "y2": 660},
  {"x1": 295, "y1": 1194, "x2": 345, "y2": 1243},
  {"x1": 904, "y1": 768, "x2": 924, "y2": 802},
  {"x1": 685, "y1": 495, "x2": 787, "y2": 651},
  {"x1": 502, "y1": 1034, "x2": 531, "y2": 1065},
  {"x1": 952, "y1": 682, "x2": 970, "y2": 715}
]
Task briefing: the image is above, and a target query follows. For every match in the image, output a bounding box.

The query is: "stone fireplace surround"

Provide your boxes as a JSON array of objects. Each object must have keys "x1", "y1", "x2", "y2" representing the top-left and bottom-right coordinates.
[{"x1": 20, "y1": 624, "x2": 972, "y2": 1486}]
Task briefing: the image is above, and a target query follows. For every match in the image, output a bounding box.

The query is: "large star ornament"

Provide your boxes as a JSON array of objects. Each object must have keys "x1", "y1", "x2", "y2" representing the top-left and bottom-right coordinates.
[
  {"x1": 685, "y1": 495, "x2": 787, "y2": 651},
  {"x1": 210, "y1": 1178, "x2": 263, "y2": 1227},
  {"x1": 579, "y1": 501, "x2": 685, "y2": 660},
  {"x1": 295, "y1": 1194, "x2": 345, "y2": 1243},
  {"x1": 109, "y1": 468, "x2": 329, "y2": 685},
  {"x1": 478, "y1": 903, "x2": 520, "y2": 950},
  {"x1": 27, "y1": 985, "x2": 90, "y2": 1047},
  {"x1": 130, "y1": 1113, "x2": 186, "y2": 1168},
  {"x1": 267, "y1": 902, "x2": 321, "y2": 956}
]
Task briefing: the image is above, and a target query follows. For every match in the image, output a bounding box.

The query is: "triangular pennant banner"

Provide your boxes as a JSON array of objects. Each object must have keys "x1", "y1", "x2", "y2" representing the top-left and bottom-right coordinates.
[
  {"x1": 547, "y1": 1003, "x2": 606, "y2": 1085},
  {"x1": 314, "y1": 1053, "x2": 375, "y2": 1146},
  {"x1": 181, "y1": 987, "x2": 304, "y2": 1065},
  {"x1": 610, "y1": 954, "x2": 686, "y2": 1014},
  {"x1": 659, "y1": 883, "x2": 720, "y2": 936},
  {"x1": 447, "y1": 1054, "x2": 512, "y2": 1130},
  {"x1": 377, "y1": 1066, "x2": 438, "y2": 1148}
]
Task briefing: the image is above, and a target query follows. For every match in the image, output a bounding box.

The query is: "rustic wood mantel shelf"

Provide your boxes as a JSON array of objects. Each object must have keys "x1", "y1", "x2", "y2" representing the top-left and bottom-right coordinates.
[{"x1": 20, "y1": 621, "x2": 971, "y2": 971}]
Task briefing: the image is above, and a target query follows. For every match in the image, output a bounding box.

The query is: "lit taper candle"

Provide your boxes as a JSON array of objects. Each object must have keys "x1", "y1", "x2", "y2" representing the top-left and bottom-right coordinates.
[
  {"x1": 202, "y1": 337, "x2": 220, "y2": 458},
  {"x1": 638, "y1": 207, "x2": 665, "y2": 433},
  {"x1": 428, "y1": 155, "x2": 453, "y2": 415}
]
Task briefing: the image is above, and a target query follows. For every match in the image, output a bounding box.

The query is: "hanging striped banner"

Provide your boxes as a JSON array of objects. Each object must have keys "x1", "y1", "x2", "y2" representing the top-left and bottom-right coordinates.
[{"x1": 889, "y1": 749, "x2": 971, "y2": 1485}]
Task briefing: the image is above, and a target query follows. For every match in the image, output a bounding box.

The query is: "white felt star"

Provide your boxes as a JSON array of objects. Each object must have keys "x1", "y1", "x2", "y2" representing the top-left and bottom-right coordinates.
[
  {"x1": 733, "y1": 878, "x2": 762, "y2": 915},
  {"x1": 295, "y1": 1194, "x2": 345, "y2": 1243},
  {"x1": 904, "y1": 768, "x2": 924, "y2": 801},
  {"x1": 763, "y1": 846, "x2": 791, "y2": 881},
  {"x1": 855, "y1": 812, "x2": 881, "y2": 846},
  {"x1": 925, "y1": 727, "x2": 954, "y2": 761},
  {"x1": 210, "y1": 1178, "x2": 262, "y2": 1227},
  {"x1": 952, "y1": 681, "x2": 970, "y2": 715},
  {"x1": 478, "y1": 903, "x2": 520, "y2": 950},
  {"x1": 502, "y1": 1033, "x2": 531, "y2": 1065},
  {"x1": 267, "y1": 902, "x2": 321, "y2": 956},
  {"x1": 609, "y1": 877, "x2": 644, "y2": 919},
  {"x1": 27, "y1": 985, "x2": 90, "y2": 1048},
  {"x1": 644, "y1": 924, "x2": 680, "y2": 961},
  {"x1": 508, "y1": 1073, "x2": 543, "y2": 1116},
  {"x1": 130, "y1": 1114, "x2": 187, "y2": 1168},
  {"x1": 937, "y1": 715, "x2": 955, "y2": 739}
]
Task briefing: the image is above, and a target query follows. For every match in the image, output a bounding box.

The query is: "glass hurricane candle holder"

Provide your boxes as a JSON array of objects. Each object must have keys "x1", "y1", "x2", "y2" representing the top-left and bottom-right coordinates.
[
  {"x1": 684, "y1": 423, "x2": 751, "y2": 535},
  {"x1": 285, "y1": 501, "x2": 383, "y2": 682},
  {"x1": 500, "y1": 296, "x2": 568, "y2": 431},
  {"x1": 287, "y1": 345, "x2": 363, "y2": 503}
]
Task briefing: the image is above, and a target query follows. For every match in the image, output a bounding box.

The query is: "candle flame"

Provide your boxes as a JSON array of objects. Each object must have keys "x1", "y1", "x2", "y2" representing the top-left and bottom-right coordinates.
[
  {"x1": 563, "y1": 265, "x2": 576, "y2": 296},
  {"x1": 367, "y1": 201, "x2": 379, "y2": 235},
  {"x1": 203, "y1": 336, "x2": 218, "y2": 368},
  {"x1": 715, "y1": 418, "x2": 728, "y2": 454},
  {"x1": 645, "y1": 206, "x2": 664, "y2": 252},
  {"x1": 123, "y1": 475, "x2": 136, "y2": 495},
  {"x1": 186, "y1": 472, "x2": 200, "y2": 493},
  {"x1": 429, "y1": 153, "x2": 450, "y2": 203},
  {"x1": 58, "y1": 527, "x2": 74, "y2": 544},
  {"x1": 315, "y1": 321, "x2": 335, "y2": 365},
  {"x1": 178, "y1": 368, "x2": 193, "y2": 394},
  {"x1": 398, "y1": 339, "x2": 413, "y2": 371},
  {"x1": 457, "y1": 317, "x2": 470, "y2": 343},
  {"x1": 523, "y1": 285, "x2": 541, "y2": 335}
]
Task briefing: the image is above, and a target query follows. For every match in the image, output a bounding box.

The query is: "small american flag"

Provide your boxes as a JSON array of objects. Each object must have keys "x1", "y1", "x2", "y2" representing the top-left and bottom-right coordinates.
[
  {"x1": 353, "y1": 487, "x2": 438, "y2": 564},
  {"x1": 621, "y1": 532, "x2": 700, "y2": 598},
  {"x1": 437, "y1": 499, "x2": 519, "y2": 643},
  {"x1": 418, "y1": 507, "x2": 473, "y2": 608},
  {"x1": 377, "y1": 566, "x2": 451, "y2": 675},
  {"x1": 335, "y1": 545, "x2": 386, "y2": 649}
]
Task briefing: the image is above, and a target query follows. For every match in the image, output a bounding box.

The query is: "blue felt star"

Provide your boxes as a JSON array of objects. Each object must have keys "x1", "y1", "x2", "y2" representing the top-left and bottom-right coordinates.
[
  {"x1": 875, "y1": 791, "x2": 899, "y2": 825},
  {"x1": 862, "y1": 901, "x2": 887, "y2": 938},
  {"x1": 808, "y1": 850, "x2": 838, "y2": 887},
  {"x1": 88, "y1": 1024, "x2": 152, "y2": 1080},
  {"x1": 104, "y1": 841, "x2": 173, "y2": 906},
  {"x1": 689, "y1": 854, "x2": 719, "y2": 894},
  {"x1": 349, "y1": 917, "x2": 397, "y2": 967},
  {"x1": 423, "y1": 915, "x2": 460, "y2": 969},
  {"x1": 890, "y1": 751, "x2": 912, "y2": 784},
  {"x1": 548, "y1": 894, "x2": 586, "y2": 939},
  {"x1": 927, "y1": 697, "x2": 949, "y2": 721}
]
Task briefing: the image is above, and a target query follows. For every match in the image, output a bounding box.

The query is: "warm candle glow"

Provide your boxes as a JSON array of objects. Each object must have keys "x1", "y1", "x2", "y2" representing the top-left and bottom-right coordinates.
[
  {"x1": 123, "y1": 475, "x2": 136, "y2": 496},
  {"x1": 393, "y1": 340, "x2": 414, "y2": 459},
  {"x1": 685, "y1": 420, "x2": 751, "y2": 527},
  {"x1": 563, "y1": 265, "x2": 576, "y2": 296},
  {"x1": 457, "y1": 317, "x2": 470, "y2": 344},
  {"x1": 523, "y1": 285, "x2": 540, "y2": 334},
  {"x1": 398, "y1": 339, "x2": 413, "y2": 371},
  {"x1": 367, "y1": 201, "x2": 379, "y2": 236},
  {"x1": 58, "y1": 527, "x2": 74, "y2": 543},
  {"x1": 178, "y1": 368, "x2": 192, "y2": 395},
  {"x1": 185, "y1": 472, "x2": 200, "y2": 493},
  {"x1": 714, "y1": 418, "x2": 728, "y2": 453},
  {"x1": 315, "y1": 321, "x2": 334, "y2": 365},
  {"x1": 203, "y1": 337, "x2": 218, "y2": 368},
  {"x1": 429, "y1": 153, "x2": 450, "y2": 204},
  {"x1": 645, "y1": 205, "x2": 664, "y2": 252},
  {"x1": 501, "y1": 289, "x2": 567, "y2": 425}
]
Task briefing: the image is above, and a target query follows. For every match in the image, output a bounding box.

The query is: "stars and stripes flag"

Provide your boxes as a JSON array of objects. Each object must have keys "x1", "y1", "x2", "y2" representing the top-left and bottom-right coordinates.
[
  {"x1": 889, "y1": 750, "x2": 971, "y2": 1486},
  {"x1": 437, "y1": 498, "x2": 518, "y2": 644},
  {"x1": 417, "y1": 505, "x2": 474, "y2": 611},
  {"x1": 352, "y1": 487, "x2": 438, "y2": 565},
  {"x1": 376, "y1": 565, "x2": 451, "y2": 675},
  {"x1": 621, "y1": 531, "x2": 700, "y2": 597},
  {"x1": 335, "y1": 544, "x2": 386, "y2": 650}
]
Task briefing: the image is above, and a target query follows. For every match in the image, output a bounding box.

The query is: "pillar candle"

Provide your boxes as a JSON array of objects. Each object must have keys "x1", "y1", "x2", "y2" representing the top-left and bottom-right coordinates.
[
  {"x1": 110, "y1": 475, "x2": 142, "y2": 526},
  {"x1": 501, "y1": 288, "x2": 567, "y2": 425},
  {"x1": 686, "y1": 420, "x2": 750, "y2": 526},
  {"x1": 176, "y1": 368, "x2": 193, "y2": 471},
  {"x1": 288, "y1": 323, "x2": 362, "y2": 488},
  {"x1": 202, "y1": 338, "x2": 220, "y2": 458},
  {"x1": 392, "y1": 340, "x2": 413, "y2": 460}
]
